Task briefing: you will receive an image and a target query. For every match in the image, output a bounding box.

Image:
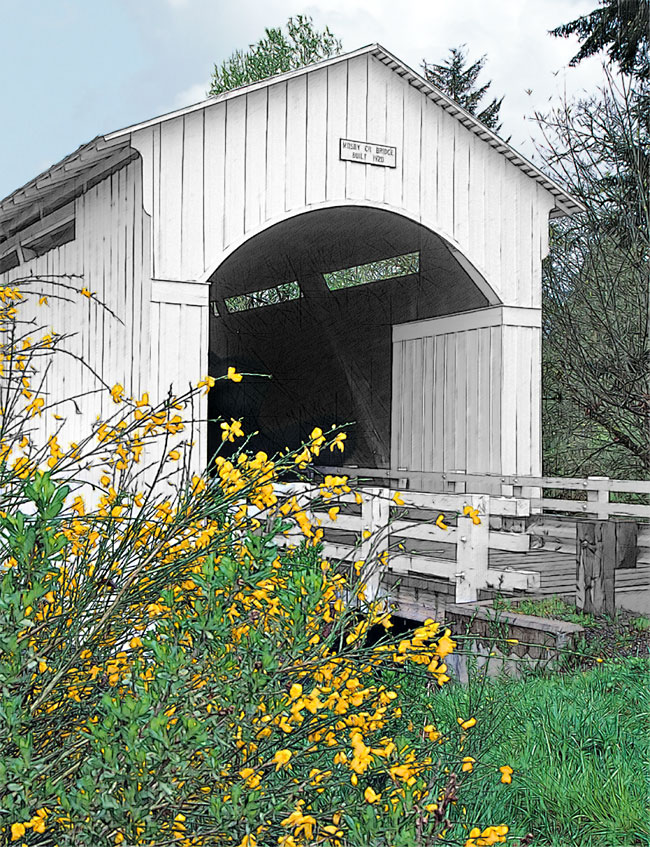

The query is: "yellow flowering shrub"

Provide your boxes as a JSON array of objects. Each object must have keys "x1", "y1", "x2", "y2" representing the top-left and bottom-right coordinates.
[{"x1": 0, "y1": 279, "x2": 509, "y2": 846}]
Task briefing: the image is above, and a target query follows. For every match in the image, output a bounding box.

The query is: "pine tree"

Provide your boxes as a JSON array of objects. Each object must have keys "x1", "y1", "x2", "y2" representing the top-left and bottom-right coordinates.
[
  {"x1": 422, "y1": 45, "x2": 504, "y2": 133},
  {"x1": 550, "y1": 0, "x2": 649, "y2": 80}
]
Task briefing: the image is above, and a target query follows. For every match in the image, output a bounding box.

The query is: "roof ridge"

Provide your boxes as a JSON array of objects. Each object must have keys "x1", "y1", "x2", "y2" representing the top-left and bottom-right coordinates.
[{"x1": 0, "y1": 43, "x2": 585, "y2": 219}]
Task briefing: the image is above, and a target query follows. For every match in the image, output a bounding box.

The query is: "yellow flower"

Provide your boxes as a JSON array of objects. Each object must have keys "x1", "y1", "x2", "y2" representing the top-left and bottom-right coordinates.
[
  {"x1": 25, "y1": 397, "x2": 45, "y2": 417},
  {"x1": 168, "y1": 449, "x2": 181, "y2": 461},
  {"x1": 38, "y1": 295, "x2": 48, "y2": 305},
  {"x1": 458, "y1": 717, "x2": 477, "y2": 730},
  {"x1": 197, "y1": 375, "x2": 216, "y2": 394},
  {"x1": 293, "y1": 446, "x2": 311, "y2": 468},
  {"x1": 71, "y1": 496, "x2": 85, "y2": 516},
  {"x1": 80, "y1": 287, "x2": 93, "y2": 298},
  {"x1": 436, "y1": 629, "x2": 457, "y2": 659},
  {"x1": 393, "y1": 491, "x2": 405, "y2": 506},
  {"x1": 110, "y1": 383, "x2": 124, "y2": 404},
  {"x1": 239, "y1": 767, "x2": 261, "y2": 788},
  {"x1": 30, "y1": 814, "x2": 46, "y2": 834},
  {"x1": 310, "y1": 427, "x2": 326, "y2": 456},
  {"x1": 130, "y1": 636, "x2": 143, "y2": 650},
  {"x1": 461, "y1": 756, "x2": 475, "y2": 772},
  {"x1": 364, "y1": 786, "x2": 381, "y2": 803},
  {"x1": 10, "y1": 823, "x2": 25, "y2": 841},
  {"x1": 273, "y1": 749, "x2": 292, "y2": 770},
  {"x1": 237, "y1": 836, "x2": 256, "y2": 847},
  {"x1": 463, "y1": 504, "x2": 481, "y2": 525},
  {"x1": 328, "y1": 506, "x2": 340, "y2": 521},
  {"x1": 220, "y1": 419, "x2": 244, "y2": 442},
  {"x1": 227, "y1": 366, "x2": 243, "y2": 382},
  {"x1": 499, "y1": 765, "x2": 514, "y2": 784},
  {"x1": 289, "y1": 683, "x2": 302, "y2": 700},
  {"x1": 329, "y1": 432, "x2": 347, "y2": 452}
]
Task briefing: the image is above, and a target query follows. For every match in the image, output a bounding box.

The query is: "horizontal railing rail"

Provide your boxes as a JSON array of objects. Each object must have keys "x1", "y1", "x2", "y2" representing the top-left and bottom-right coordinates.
[
  {"x1": 274, "y1": 483, "x2": 540, "y2": 603},
  {"x1": 315, "y1": 467, "x2": 650, "y2": 521}
]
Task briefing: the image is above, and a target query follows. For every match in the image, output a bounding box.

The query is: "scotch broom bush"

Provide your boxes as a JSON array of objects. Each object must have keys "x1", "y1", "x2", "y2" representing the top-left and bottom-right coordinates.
[{"x1": 0, "y1": 278, "x2": 512, "y2": 846}]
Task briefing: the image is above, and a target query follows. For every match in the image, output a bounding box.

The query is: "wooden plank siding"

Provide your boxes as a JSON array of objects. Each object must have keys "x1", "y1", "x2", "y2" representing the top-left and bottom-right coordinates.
[
  {"x1": 392, "y1": 308, "x2": 542, "y2": 482},
  {"x1": 124, "y1": 54, "x2": 556, "y2": 310},
  {"x1": 0, "y1": 159, "x2": 152, "y2": 452}
]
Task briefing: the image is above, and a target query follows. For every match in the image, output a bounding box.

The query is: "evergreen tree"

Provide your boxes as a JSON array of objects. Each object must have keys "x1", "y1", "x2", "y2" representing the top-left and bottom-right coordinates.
[
  {"x1": 550, "y1": 0, "x2": 649, "y2": 80},
  {"x1": 421, "y1": 45, "x2": 504, "y2": 132},
  {"x1": 209, "y1": 15, "x2": 342, "y2": 96}
]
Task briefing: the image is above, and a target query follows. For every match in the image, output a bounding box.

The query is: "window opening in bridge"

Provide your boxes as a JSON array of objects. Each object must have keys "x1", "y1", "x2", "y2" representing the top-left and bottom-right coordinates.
[
  {"x1": 23, "y1": 219, "x2": 75, "y2": 258},
  {"x1": 0, "y1": 250, "x2": 19, "y2": 274},
  {"x1": 224, "y1": 280, "x2": 302, "y2": 313},
  {"x1": 324, "y1": 251, "x2": 419, "y2": 291}
]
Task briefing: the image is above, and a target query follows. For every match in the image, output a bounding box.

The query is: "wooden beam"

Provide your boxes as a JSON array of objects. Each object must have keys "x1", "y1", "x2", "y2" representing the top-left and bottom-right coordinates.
[{"x1": 576, "y1": 520, "x2": 615, "y2": 615}]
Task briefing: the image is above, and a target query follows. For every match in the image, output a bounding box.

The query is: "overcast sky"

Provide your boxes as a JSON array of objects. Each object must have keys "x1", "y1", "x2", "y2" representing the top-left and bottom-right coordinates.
[{"x1": 0, "y1": 0, "x2": 606, "y2": 201}]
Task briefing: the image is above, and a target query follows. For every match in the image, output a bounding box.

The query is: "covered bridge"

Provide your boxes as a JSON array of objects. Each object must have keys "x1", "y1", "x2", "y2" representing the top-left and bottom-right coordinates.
[{"x1": 0, "y1": 44, "x2": 583, "y2": 484}]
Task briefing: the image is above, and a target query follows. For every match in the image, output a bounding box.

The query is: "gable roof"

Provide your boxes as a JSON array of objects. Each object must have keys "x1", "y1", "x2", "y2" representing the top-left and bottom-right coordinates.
[{"x1": 0, "y1": 43, "x2": 584, "y2": 242}]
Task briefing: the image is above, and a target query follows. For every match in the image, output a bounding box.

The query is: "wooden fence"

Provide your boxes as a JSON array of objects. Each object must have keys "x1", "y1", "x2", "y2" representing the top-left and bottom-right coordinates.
[
  {"x1": 273, "y1": 469, "x2": 650, "y2": 606},
  {"x1": 275, "y1": 483, "x2": 540, "y2": 604}
]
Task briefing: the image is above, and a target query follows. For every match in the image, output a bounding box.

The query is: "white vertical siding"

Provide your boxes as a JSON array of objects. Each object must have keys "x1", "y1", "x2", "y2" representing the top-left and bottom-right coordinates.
[
  {"x1": 306, "y1": 68, "x2": 328, "y2": 206},
  {"x1": 0, "y1": 159, "x2": 152, "y2": 451},
  {"x1": 392, "y1": 309, "x2": 542, "y2": 479},
  {"x1": 127, "y1": 54, "x2": 555, "y2": 309}
]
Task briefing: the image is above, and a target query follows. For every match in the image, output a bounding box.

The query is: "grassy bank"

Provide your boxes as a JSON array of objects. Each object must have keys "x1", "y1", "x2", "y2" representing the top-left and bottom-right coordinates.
[{"x1": 396, "y1": 655, "x2": 650, "y2": 846}]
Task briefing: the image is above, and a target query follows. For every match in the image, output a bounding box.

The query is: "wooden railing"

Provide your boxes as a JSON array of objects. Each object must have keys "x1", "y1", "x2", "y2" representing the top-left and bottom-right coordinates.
[
  {"x1": 280, "y1": 466, "x2": 650, "y2": 602},
  {"x1": 316, "y1": 467, "x2": 650, "y2": 520},
  {"x1": 274, "y1": 483, "x2": 540, "y2": 604}
]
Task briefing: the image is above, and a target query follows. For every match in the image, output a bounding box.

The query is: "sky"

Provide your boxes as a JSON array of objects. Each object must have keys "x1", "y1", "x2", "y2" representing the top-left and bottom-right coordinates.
[{"x1": 0, "y1": 0, "x2": 606, "y2": 201}]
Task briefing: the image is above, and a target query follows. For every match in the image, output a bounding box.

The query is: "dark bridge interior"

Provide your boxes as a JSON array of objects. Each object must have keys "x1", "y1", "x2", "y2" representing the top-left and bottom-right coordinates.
[{"x1": 207, "y1": 207, "x2": 488, "y2": 467}]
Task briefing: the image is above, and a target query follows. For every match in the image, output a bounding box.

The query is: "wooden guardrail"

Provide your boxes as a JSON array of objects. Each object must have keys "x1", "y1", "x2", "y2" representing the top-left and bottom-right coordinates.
[
  {"x1": 315, "y1": 466, "x2": 650, "y2": 520},
  {"x1": 310, "y1": 469, "x2": 650, "y2": 610},
  {"x1": 273, "y1": 483, "x2": 540, "y2": 603}
]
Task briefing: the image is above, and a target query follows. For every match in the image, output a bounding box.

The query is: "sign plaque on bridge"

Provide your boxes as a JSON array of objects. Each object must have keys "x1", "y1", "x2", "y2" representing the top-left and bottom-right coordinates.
[{"x1": 339, "y1": 138, "x2": 397, "y2": 168}]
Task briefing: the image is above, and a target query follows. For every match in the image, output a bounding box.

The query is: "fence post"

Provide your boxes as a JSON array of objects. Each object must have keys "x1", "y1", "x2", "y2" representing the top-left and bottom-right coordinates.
[
  {"x1": 613, "y1": 519, "x2": 637, "y2": 569},
  {"x1": 587, "y1": 476, "x2": 610, "y2": 520},
  {"x1": 360, "y1": 487, "x2": 390, "y2": 602},
  {"x1": 455, "y1": 494, "x2": 489, "y2": 603},
  {"x1": 576, "y1": 519, "x2": 615, "y2": 615}
]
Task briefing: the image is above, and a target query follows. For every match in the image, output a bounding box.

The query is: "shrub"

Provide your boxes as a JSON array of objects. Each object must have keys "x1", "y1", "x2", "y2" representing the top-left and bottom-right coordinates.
[{"x1": 0, "y1": 279, "x2": 509, "y2": 846}]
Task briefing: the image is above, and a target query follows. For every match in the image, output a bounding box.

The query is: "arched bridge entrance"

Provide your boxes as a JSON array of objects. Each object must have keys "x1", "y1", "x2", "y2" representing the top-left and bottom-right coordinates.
[{"x1": 208, "y1": 206, "x2": 489, "y2": 471}]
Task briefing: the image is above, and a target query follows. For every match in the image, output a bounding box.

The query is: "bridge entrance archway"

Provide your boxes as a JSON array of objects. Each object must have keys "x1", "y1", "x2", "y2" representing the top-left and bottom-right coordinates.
[{"x1": 207, "y1": 205, "x2": 489, "y2": 468}]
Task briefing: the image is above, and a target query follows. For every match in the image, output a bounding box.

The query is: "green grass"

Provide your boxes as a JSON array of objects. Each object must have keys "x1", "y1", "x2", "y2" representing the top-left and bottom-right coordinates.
[
  {"x1": 492, "y1": 594, "x2": 597, "y2": 625},
  {"x1": 398, "y1": 655, "x2": 650, "y2": 846}
]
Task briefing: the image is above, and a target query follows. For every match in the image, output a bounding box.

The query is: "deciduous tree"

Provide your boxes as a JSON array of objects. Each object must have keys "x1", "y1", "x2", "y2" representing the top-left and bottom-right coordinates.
[
  {"x1": 539, "y1": 73, "x2": 649, "y2": 477},
  {"x1": 209, "y1": 15, "x2": 342, "y2": 96}
]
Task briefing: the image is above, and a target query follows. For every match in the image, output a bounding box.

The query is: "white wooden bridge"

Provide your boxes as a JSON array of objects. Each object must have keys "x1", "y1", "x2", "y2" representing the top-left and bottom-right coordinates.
[{"x1": 0, "y1": 44, "x2": 646, "y2": 617}]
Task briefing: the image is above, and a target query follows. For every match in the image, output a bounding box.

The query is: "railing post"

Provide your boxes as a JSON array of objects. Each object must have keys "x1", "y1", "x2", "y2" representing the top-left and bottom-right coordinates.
[
  {"x1": 612, "y1": 518, "x2": 638, "y2": 569},
  {"x1": 455, "y1": 494, "x2": 489, "y2": 603},
  {"x1": 587, "y1": 476, "x2": 610, "y2": 520},
  {"x1": 360, "y1": 487, "x2": 390, "y2": 602},
  {"x1": 576, "y1": 519, "x2": 615, "y2": 615}
]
